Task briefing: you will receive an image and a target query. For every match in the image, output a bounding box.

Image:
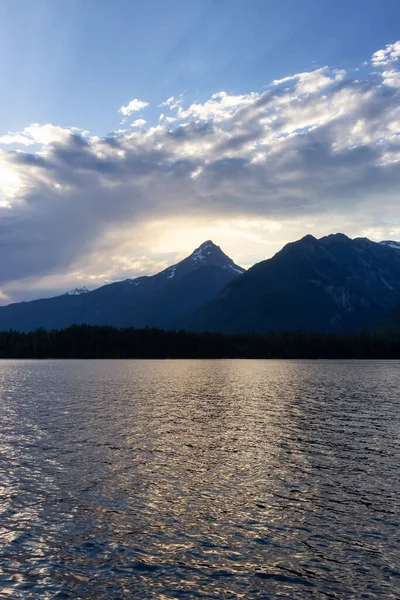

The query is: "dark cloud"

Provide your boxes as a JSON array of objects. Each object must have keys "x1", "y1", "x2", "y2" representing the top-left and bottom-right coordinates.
[
  {"x1": 9, "y1": 152, "x2": 49, "y2": 168},
  {"x1": 168, "y1": 121, "x2": 214, "y2": 140}
]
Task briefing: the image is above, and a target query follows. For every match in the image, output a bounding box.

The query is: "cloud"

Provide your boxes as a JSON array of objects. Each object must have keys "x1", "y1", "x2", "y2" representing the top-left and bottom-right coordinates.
[
  {"x1": 160, "y1": 96, "x2": 181, "y2": 109},
  {"x1": 381, "y1": 70, "x2": 400, "y2": 89},
  {"x1": 130, "y1": 119, "x2": 147, "y2": 128},
  {"x1": 272, "y1": 67, "x2": 345, "y2": 94},
  {"x1": 118, "y1": 98, "x2": 149, "y2": 116},
  {"x1": 1, "y1": 41, "x2": 400, "y2": 301},
  {"x1": 371, "y1": 40, "x2": 400, "y2": 66},
  {"x1": 0, "y1": 123, "x2": 83, "y2": 147},
  {"x1": 176, "y1": 90, "x2": 258, "y2": 122},
  {"x1": 0, "y1": 133, "x2": 35, "y2": 146}
]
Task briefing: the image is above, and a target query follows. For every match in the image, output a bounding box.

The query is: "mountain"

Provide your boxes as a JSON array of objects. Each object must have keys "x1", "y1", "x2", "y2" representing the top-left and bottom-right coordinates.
[
  {"x1": 177, "y1": 234, "x2": 400, "y2": 334},
  {"x1": 380, "y1": 240, "x2": 400, "y2": 251},
  {"x1": 0, "y1": 241, "x2": 245, "y2": 332},
  {"x1": 4, "y1": 234, "x2": 400, "y2": 336}
]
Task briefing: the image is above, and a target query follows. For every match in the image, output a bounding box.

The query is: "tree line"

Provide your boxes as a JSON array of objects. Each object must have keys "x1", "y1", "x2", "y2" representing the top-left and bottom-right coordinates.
[{"x1": 0, "y1": 325, "x2": 399, "y2": 359}]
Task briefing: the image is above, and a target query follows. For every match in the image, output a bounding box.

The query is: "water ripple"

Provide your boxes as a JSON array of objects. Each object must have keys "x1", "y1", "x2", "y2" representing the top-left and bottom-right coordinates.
[{"x1": 0, "y1": 359, "x2": 399, "y2": 598}]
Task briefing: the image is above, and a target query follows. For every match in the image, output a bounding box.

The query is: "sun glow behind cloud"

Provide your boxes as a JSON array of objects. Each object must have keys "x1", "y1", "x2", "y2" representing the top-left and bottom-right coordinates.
[{"x1": 0, "y1": 41, "x2": 400, "y2": 302}]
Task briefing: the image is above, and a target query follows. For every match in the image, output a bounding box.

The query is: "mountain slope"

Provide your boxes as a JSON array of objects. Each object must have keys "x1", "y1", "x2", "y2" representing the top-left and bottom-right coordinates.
[
  {"x1": 177, "y1": 234, "x2": 400, "y2": 334},
  {"x1": 380, "y1": 240, "x2": 400, "y2": 251},
  {"x1": 0, "y1": 241, "x2": 245, "y2": 332}
]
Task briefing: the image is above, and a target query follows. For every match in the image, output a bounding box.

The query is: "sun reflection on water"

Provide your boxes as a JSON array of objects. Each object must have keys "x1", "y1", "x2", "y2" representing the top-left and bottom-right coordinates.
[{"x1": 0, "y1": 359, "x2": 399, "y2": 598}]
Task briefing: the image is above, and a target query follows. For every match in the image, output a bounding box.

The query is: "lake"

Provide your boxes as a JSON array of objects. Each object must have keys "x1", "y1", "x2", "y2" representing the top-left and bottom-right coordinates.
[{"x1": 0, "y1": 359, "x2": 399, "y2": 598}]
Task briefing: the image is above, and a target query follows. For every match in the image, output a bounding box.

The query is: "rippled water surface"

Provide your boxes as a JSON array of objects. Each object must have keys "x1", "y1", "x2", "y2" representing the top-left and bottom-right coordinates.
[{"x1": 0, "y1": 360, "x2": 399, "y2": 599}]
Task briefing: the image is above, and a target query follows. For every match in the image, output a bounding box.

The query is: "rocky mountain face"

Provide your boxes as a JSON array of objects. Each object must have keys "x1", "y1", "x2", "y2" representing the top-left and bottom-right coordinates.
[
  {"x1": 176, "y1": 234, "x2": 400, "y2": 334},
  {"x1": 0, "y1": 241, "x2": 245, "y2": 332}
]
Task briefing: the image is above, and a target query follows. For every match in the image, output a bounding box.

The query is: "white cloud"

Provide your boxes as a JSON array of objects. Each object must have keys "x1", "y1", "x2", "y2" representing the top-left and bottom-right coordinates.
[
  {"x1": 0, "y1": 155, "x2": 25, "y2": 201},
  {"x1": 272, "y1": 74, "x2": 298, "y2": 86},
  {"x1": 372, "y1": 40, "x2": 400, "y2": 66},
  {"x1": 0, "y1": 123, "x2": 79, "y2": 147},
  {"x1": 160, "y1": 96, "x2": 181, "y2": 109},
  {"x1": 381, "y1": 70, "x2": 400, "y2": 88},
  {"x1": 0, "y1": 133, "x2": 35, "y2": 146},
  {"x1": 118, "y1": 98, "x2": 149, "y2": 116},
  {"x1": 273, "y1": 67, "x2": 345, "y2": 95},
  {"x1": 177, "y1": 90, "x2": 258, "y2": 123},
  {"x1": 370, "y1": 40, "x2": 400, "y2": 89},
  {"x1": 130, "y1": 119, "x2": 147, "y2": 128}
]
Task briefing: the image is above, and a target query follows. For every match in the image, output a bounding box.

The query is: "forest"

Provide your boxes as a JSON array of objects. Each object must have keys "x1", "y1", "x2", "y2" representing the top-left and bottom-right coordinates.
[{"x1": 0, "y1": 325, "x2": 399, "y2": 359}]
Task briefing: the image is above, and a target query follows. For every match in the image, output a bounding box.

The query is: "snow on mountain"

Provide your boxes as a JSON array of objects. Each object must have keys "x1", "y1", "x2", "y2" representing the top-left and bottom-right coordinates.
[
  {"x1": 191, "y1": 241, "x2": 215, "y2": 263},
  {"x1": 188, "y1": 240, "x2": 245, "y2": 274},
  {"x1": 165, "y1": 266, "x2": 176, "y2": 279},
  {"x1": 65, "y1": 287, "x2": 90, "y2": 296},
  {"x1": 380, "y1": 241, "x2": 400, "y2": 250},
  {"x1": 225, "y1": 264, "x2": 245, "y2": 274},
  {"x1": 126, "y1": 279, "x2": 142, "y2": 285},
  {"x1": 152, "y1": 240, "x2": 245, "y2": 283}
]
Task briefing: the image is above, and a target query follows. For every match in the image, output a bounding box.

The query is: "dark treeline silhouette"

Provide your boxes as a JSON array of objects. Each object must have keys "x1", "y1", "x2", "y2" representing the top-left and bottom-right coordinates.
[{"x1": 0, "y1": 325, "x2": 399, "y2": 359}]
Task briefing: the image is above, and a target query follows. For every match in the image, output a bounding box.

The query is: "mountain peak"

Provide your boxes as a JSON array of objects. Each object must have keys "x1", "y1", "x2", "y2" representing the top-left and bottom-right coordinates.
[
  {"x1": 188, "y1": 241, "x2": 245, "y2": 274},
  {"x1": 157, "y1": 240, "x2": 245, "y2": 282},
  {"x1": 180, "y1": 231, "x2": 400, "y2": 335},
  {"x1": 192, "y1": 240, "x2": 219, "y2": 257},
  {"x1": 321, "y1": 233, "x2": 351, "y2": 244},
  {"x1": 191, "y1": 240, "x2": 220, "y2": 261}
]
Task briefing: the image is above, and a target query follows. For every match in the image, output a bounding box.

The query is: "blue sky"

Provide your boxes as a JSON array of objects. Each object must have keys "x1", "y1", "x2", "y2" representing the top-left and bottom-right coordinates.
[
  {"x1": 0, "y1": 0, "x2": 400, "y2": 303},
  {"x1": 1, "y1": 0, "x2": 399, "y2": 135}
]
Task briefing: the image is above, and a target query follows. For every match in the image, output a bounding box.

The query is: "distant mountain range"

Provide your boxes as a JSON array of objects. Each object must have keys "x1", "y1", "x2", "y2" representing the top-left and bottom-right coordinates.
[
  {"x1": 2, "y1": 234, "x2": 400, "y2": 334},
  {"x1": 0, "y1": 241, "x2": 244, "y2": 332}
]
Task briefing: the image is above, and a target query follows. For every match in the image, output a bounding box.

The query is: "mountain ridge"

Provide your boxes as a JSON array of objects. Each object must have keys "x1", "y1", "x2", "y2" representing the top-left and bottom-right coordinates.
[
  {"x1": 0, "y1": 241, "x2": 245, "y2": 332},
  {"x1": 2, "y1": 234, "x2": 400, "y2": 334},
  {"x1": 175, "y1": 233, "x2": 400, "y2": 334}
]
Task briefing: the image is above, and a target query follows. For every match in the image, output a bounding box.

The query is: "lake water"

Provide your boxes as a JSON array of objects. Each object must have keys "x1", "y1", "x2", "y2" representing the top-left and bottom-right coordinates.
[{"x1": 0, "y1": 360, "x2": 399, "y2": 599}]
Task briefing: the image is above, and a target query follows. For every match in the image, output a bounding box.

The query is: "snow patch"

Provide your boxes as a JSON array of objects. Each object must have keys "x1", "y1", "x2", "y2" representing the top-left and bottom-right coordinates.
[
  {"x1": 166, "y1": 266, "x2": 176, "y2": 279},
  {"x1": 65, "y1": 287, "x2": 89, "y2": 296},
  {"x1": 231, "y1": 265, "x2": 245, "y2": 274},
  {"x1": 380, "y1": 240, "x2": 400, "y2": 250},
  {"x1": 191, "y1": 247, "x2": 207, "y2": 263}
]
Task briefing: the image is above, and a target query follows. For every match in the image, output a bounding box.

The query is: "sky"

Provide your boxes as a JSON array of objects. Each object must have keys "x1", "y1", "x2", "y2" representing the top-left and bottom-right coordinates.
[{"x1": 0, "y1": 0, "x2": 400, "y2": 303}]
